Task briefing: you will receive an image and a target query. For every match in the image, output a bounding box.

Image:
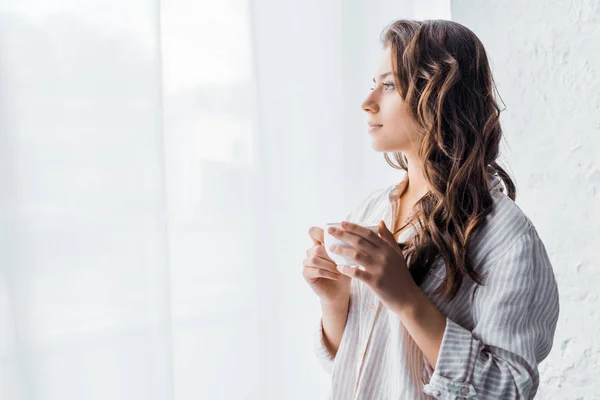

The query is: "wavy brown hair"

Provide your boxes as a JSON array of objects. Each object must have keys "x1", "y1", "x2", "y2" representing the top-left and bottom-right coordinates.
[{"x1": 380, "y1": 19, "x2": 517, "y2": 301}]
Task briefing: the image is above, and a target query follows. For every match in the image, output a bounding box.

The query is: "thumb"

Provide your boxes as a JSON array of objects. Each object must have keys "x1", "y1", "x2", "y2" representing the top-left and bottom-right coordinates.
[
  {"x1": 378, "y1": 220, "x2": 397, "y2": 246},
  {"x1": 308, "y1": 226, "x2": 324, "y2": 246}
]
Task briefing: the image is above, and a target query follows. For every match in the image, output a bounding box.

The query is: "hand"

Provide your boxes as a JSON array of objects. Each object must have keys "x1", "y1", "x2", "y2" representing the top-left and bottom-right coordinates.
[
  {"x1": 327, "y1": 220, "x2": 420, "y2": 315},
  {"x1": 302, "y1": 226, "x2": 351, "y2": 306}
]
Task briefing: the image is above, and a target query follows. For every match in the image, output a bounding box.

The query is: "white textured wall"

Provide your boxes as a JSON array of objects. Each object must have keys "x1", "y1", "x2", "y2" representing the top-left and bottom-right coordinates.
[{"x1": 452, "y1": 1, "x2": 600, "y2": 398}]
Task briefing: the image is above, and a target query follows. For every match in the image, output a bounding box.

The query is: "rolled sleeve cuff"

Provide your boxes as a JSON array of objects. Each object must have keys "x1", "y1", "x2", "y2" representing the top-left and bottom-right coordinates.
[
  {"x1": 422, "y1": 317, "x2": 479, "y2": 399},
  {"x1": 313, "y1": 317, "x2": 335, "y2": 374}
]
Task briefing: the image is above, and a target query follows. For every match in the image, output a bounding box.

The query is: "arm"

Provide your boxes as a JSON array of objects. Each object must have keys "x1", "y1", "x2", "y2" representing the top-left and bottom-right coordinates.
[
  {"x1": 313, "y1": 209, "x2": 355, "y2": 373},
  {"x1": 312, "y1": 189, "x2": 387, "y2": 373},
  {"x1": 397, "y1": 226, "x2": 560, "y2": 399},
  {"x1": 320, "y1": 299, "x2": 350, "y2": 357},
  {"x1": 313, "y1": 283, "x2": 356, "y2": 374}
]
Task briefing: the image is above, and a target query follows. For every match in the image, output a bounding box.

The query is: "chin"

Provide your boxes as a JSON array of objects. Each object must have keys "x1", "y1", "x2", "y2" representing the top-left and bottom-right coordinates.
[
  {"x1": 370, "y1": 139, "x2": 402, "y2": 153},
  {"x1": 371, "y1": 143, "x2": 388, "y2": 152}
]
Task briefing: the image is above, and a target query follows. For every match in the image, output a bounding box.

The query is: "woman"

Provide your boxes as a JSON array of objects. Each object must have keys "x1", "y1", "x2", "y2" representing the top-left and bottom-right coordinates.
[{"x1": 302, "y1": 19, "x2": 559, "y2": 399}]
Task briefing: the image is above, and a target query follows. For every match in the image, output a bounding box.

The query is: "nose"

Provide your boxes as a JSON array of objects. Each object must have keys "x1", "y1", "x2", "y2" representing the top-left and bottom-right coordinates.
[{"x1": 361, "y1": 94, "x2": 379, "y2": 114}]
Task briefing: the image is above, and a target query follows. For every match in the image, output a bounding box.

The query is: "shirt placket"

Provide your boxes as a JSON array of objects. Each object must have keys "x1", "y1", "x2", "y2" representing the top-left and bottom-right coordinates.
[
  {"x1": 353, "y1": 200, "x2": 396, "y2": 395},
  {"x1": 354, "y1": 290, "x2": 382, "y2": 392}
]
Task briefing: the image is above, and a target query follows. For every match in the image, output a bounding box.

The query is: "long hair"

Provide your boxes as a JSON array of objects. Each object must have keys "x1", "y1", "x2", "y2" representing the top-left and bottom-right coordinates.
[{"x1": 380, "y1": 19, "x2": 517, "y2": 301}]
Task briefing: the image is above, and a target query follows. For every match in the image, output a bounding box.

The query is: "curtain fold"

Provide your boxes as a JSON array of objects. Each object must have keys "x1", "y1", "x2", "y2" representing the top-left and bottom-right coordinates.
[
  {"x1": 0, "y1": 0, "x2": 439, "y2": 398},
  {"x1": 0, "y1": 1, "x2": 175, "y2": 399}
]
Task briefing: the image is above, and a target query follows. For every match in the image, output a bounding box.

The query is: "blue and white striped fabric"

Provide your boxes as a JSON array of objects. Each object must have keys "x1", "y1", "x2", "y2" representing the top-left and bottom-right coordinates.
[{"x1": 313, "y1": 170, "x2": 560, "y2": 399}]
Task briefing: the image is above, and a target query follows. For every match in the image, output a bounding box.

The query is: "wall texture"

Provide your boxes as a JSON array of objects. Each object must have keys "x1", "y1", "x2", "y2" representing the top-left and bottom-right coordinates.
[{"x1": 452, "y1": 1, "x2": 600, "y2": 398}]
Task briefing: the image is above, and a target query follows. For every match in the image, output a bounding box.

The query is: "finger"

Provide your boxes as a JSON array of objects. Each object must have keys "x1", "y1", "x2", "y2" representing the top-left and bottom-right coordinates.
[
  {"x1": 337, "y1": 221, "x2": 381, "y2": 248},
  {"x1": 313, "y1": 244, "x2": 335, "y2": 261},
  {"x1": 336, "y1": 264, "x2": 372, "y2": 283},
  {"x1": 306, "y1": 245, "x2": 335, "y2": 264},
  {"x1": 378, "y1": 220, "x2": 398, "y2": 247},
  {"x1": 303, "y1": 264, "x2": 342, "y2": 281},
  {"x1": 327, "y1": 226, "x2": 379, "y2": 254},
  {"x1": 304, "y1": 252, "x2": 339, "y2": 274},
  {"x1": 308, "y1": 226, "x2": 324, "y2": 245},
  {"x1": 328, "y1": 244, "x2": 373, "y2": 268}
]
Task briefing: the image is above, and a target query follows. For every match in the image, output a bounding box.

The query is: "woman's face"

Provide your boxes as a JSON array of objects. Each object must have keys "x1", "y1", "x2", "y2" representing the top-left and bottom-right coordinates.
[{"x1": 361, "y1": 47, "x2": 422, "y2": 154}]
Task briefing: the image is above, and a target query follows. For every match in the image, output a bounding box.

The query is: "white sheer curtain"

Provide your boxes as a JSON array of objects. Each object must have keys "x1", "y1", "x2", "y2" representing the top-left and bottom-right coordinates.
[{"x1": 0, "y1": 1, "x2": 448, "y2": 399}]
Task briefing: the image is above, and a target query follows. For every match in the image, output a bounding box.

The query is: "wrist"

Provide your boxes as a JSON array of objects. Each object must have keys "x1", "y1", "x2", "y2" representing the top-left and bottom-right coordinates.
[
  {"x1": 394, "y1": 286, "x2": 426, "y2": 320},
  {"x1": 320, "y1": 297, "x2": 350, "y2": 315}
]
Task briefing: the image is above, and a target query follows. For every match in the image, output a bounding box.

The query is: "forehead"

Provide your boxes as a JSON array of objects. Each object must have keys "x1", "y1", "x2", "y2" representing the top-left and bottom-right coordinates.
[{"x1": 375, "y1": 47, "x2": 392, "y2": 75}]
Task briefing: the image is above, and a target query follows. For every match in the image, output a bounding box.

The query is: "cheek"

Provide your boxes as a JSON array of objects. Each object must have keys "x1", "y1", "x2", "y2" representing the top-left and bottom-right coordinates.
[
  {"x1": 374, "y1": 99, "x2": 420, "y2": 144},
  {"x1": 390, "y1": 104, "x2": 420, "y2": 137},
  {"x1": 380, "y1": 98, "x2": 406, "y2": 122}
]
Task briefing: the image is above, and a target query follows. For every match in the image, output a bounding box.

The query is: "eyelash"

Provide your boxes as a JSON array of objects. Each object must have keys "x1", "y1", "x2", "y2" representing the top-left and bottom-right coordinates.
[{"x1": 369, "y1": 82, "x2": 395, "y2": 91}]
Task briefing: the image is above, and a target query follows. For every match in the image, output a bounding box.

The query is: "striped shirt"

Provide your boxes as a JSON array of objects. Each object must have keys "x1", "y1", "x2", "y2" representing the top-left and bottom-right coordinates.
[{"x1": 313, "y1": 170, "x2": 560, "y2": 399}]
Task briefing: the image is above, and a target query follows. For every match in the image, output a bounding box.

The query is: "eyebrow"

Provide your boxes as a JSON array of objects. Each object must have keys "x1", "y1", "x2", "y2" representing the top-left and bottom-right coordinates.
[{"x1": 372, "y1": 72, "x2": 392, "y2": 83}]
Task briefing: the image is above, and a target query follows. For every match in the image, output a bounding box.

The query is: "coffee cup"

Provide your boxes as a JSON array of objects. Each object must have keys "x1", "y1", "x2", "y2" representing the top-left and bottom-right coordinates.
[{"x1": 322, "y1": 222, "x2": 379, "y2": 267}]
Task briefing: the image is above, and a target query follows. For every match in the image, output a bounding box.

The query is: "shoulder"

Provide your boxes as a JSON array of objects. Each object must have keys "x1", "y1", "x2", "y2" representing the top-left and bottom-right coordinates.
[{"x1": 469, "y1": 188, "x2": 547, "y2": 274}]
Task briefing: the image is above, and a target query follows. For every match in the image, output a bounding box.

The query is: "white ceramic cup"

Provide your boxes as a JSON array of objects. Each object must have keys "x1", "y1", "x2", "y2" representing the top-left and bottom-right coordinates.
[{"x1": 322, "y1": 222, "x2": 379, "y2": 267}]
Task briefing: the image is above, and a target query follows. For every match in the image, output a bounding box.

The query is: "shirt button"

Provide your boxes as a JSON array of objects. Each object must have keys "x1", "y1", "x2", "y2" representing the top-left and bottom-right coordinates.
[
  {"x1": 368, "y1": 304, "x2": 375, "y2": 311},
  {"x1": 461, "y1": 387, "x2": 470, "y2": 394}
]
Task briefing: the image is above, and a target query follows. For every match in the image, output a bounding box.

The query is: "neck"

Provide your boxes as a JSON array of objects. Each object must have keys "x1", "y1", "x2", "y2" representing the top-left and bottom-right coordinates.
[{"x1": 403, "y1": 153, "x2": 431, "y2": 202}]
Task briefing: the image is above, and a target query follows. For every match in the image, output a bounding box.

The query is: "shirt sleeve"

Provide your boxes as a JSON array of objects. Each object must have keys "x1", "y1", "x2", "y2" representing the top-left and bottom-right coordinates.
[
  {"x1": 312, "y1": 187, "x2": 388, "y2": 373},
  {"x1": 313, "y1": 265, "x2": 361, "y2": 374},
  {"x1": 313, "y1": 315, "x2": 336, "y2": 374},
  {"x1": 422, "y1": 226, "x2": 560, "y2": 399},
  {"x1": 312, "y1": 210, "x2": 353, "y2": 374}
]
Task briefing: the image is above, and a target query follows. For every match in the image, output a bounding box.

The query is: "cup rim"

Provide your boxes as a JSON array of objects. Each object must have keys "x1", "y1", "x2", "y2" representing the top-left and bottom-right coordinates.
[{"x1": 324, "y1": 222, "x2": 379, "y2": 228}]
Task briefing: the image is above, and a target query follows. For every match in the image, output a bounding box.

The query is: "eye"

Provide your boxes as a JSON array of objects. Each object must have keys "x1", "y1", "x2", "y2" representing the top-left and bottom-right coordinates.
[{"x1": 369, "y1": 82, "x2": 395, "y2": 91}]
